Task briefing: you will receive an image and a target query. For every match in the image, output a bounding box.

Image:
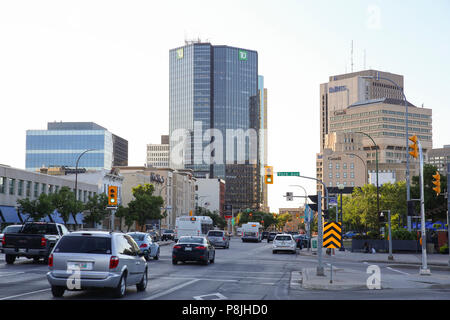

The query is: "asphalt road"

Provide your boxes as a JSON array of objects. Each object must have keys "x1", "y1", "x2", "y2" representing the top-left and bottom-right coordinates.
[{"x1": 0, "y1": 238, "x2": 449, "y2": 300}]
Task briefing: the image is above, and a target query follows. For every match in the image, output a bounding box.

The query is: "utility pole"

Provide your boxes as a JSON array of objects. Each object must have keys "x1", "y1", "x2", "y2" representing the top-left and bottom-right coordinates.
[{"x1": 447, "y1": 163, "x2": 450, "y2": 267}]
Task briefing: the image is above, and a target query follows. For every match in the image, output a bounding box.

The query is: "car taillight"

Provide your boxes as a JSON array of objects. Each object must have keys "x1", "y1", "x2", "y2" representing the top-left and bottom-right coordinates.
[
  {"x1": 140, "y1": 243, "x2": 148, "y2": 248},
  {"x1": 48, "y1": 254, "x2": 53, "y2": 267},
  {"x1": 41, "y1": 237, "x2": 47, "y2": 247},
  {"x1": 173, "y1": 245, "x2": 181, "y2": 249},
  {"x1": 109, "y1": 256, "x2": 119, "y2": 269},
  {"x1": 223, "y1": 237, "x2": 226, "y2": 241},
  {"x1": 195, "y1": 246, "x2": 206, "y2": 250},
  {"x1": 1, "y1": 236, "x2": 4, "y2": 246}
]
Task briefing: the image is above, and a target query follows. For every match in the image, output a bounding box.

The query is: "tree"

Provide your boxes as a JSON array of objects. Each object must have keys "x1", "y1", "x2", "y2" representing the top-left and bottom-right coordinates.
[
  {"x1": 51, "y1": 186, "x2": 84, "y2": 226},
  {"x1": 84, "y1": 193, "x2": 109, "y2": 228},
  {"x1": 411, "y1": 164, "x2": 447, "y2": 221},
  {"x1": 128, "y1": 184, "x2": 164, "y2": 231},
  {"x1": 196, "y1": 207, "x2": 227, "y2": 229},
  {"x1": 17, "y1": 193, "x2": 55, "y2": 222},
  {"x1": 115, "y1": 205, "x2": 135, "y2": 232}
]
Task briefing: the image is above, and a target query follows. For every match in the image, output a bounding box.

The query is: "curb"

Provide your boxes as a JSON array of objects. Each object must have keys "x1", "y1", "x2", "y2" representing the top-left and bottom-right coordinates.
[
  {"x1": 360, "y1": 260, "x2": 450, "y2": 269},
  {"x1": 296, "y1": 268, "x2": 368, "y2": 291}
]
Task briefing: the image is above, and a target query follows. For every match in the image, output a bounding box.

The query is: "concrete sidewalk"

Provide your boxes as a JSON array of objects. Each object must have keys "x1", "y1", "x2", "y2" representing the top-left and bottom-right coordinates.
[{"x1": 299, "y1": 248, "x2": 450, "y2": 268}]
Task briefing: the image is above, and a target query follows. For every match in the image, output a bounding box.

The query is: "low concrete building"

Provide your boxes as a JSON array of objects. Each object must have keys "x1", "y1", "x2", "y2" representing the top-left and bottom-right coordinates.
[{"x1": 0, "y1": 164, "x2": 97, "y2": 228}]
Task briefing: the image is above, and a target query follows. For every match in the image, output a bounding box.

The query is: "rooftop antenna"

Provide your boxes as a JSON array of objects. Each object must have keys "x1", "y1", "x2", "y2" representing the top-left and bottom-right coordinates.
[{"x1": 351, "y1": 40, "x2": 354, "y2": 73}]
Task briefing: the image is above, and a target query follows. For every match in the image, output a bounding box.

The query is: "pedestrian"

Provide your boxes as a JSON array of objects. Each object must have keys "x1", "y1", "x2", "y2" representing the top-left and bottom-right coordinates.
[{"x1": 363, "y1": 241, "x2": 370, "y2": 253}]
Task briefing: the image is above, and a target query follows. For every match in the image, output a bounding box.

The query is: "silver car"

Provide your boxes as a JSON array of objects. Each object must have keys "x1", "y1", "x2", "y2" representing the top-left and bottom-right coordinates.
[
  {"x1": 47, "y1": 231, "x2": 148, "y2": 298},
  {"x1": 206, "y1": 230, "x2": 230, "y2": 249},
  {"x1": 127, "y1": 232, "x2": 160, "y2": 261}
]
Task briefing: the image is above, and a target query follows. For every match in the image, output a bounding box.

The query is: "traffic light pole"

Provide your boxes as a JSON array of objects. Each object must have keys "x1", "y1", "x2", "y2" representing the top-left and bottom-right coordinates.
[
  {"x1": 418, "y1": 140, "x2": 431, "y2": 275},
  {"x1": 295, "y1": 175, "x2": 329, "y2": 276}
]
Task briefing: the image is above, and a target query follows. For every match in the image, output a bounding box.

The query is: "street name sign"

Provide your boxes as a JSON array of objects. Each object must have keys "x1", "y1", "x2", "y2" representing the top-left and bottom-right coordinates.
[{"x1": 277, "y1": 172, "x2": 300, "y2": 177}]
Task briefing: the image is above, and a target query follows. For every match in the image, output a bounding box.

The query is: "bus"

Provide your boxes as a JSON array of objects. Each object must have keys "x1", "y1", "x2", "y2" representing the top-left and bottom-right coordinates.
[
  {"x1": 241, "y1": 222, "x2": 264, "y2": 242},
  {"x1": 174, "y1": 216, "x2": 214, "y2": 241}
]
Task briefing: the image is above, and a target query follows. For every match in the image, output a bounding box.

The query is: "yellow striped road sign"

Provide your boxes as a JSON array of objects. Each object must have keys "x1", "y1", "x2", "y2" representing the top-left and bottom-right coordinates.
[{"x1": 323, "y1": 222, "x2": 342, "y2": 249}]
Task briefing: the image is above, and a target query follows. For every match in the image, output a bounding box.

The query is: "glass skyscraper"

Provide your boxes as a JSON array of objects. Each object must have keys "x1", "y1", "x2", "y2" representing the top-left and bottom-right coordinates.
[
  {"x1": 26, "y1": 122, "x2": 128, "y2": 172},
  {"x1": 169, "y1": 42, "x2": 262, "y2": 210}
]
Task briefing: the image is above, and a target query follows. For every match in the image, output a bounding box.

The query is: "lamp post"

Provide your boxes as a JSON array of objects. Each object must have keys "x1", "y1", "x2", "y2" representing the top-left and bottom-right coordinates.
[
  {"x1": 289, "y1": 185, "x2": 310, "y2": 250},
  {"x1": 355, "y1": 131, "x2": 380, "y2": 224},
  {"x1": 345, "y1": 153, "x2": 368, "y2": 184},
  {"x1": 361, "y1": 73, "x2": 411, "y2": 230},
  {"x1": 74, "y1": 149, "x2": 97, "y2": 200}
]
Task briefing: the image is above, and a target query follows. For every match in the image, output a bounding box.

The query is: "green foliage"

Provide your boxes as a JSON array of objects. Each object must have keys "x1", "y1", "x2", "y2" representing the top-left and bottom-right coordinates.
[
  {"x1": 51, "y1": 186, "x2": 84, "y2": 225},
  {"x1": 115, "y1": 205, "x2": 134, "y2": 232},
  {"x1": 196, "y1": 207, "x2": 226, "y2": 229},
  {"x1": 440, "y1": 244, "x2": 449, "y2": 254},
  {"x1": 128, "y1": 184, "x2": 164, "y2": 231},
  {"x1": 17, "y1": 193, "x2": 55, "y2": 222},
  {"x1": 391, "y1": 230, "x2": 417, "y2": 240},
  {"x1": 411, "y1": 164, "x2": 447, "y2": 221},
  {"x1": 84, "y1": 193, "x2": 109, "y2": 226},
  {"x1": 237, "y1": 211, "x2": 279, "y2": 230}
]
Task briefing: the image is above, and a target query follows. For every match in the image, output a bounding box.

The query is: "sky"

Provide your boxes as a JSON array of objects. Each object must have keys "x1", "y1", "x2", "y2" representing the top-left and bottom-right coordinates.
[{"x1": 1, "y1": 0, "x2": 449, "y2": 213}]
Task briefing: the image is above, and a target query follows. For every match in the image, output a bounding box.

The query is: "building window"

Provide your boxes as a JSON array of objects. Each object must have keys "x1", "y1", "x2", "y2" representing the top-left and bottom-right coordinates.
[
  {"x1": 343, "y1": 163, "x2": 347, "y2": 169},
  {"x1": 9, "y1": 178, "x2": 15, "y2": 195},
  {"x1": 350, "y1": 163, "x2": 354, "y2": 169},
  {"x1": 41, "y1": 183, "x2": 46, "y2": 194},
  {"x1": 0, "y1": 177, "x2": 5, "y2": 194},
  {"x1": 343, "y1": 172, "x2": 347, "y2": 178},
  {"x1": 336, "y1": 164, "x2": 340, "y2": 169},
  {"x1": 329, "y1": 172, "x2": 333, "y2": 178},
  {"x1": 336, "y1": 173, "x2": 340, "y2": 179},
  {"x1": 34, "y1": 183, "x2": 39, "y2": 197},
  {"x1": 328, "y1": 163, "x2": 332, "y2": 169},
  {"x1": 26, "y1": 181, "x2": 31, "y2": 197},
  {"x1": 18, "y1": 180, "x2": 24, "y2": 196},
  {"x1": 351, "y1": 172, "x2": 355, "y2": 178}
]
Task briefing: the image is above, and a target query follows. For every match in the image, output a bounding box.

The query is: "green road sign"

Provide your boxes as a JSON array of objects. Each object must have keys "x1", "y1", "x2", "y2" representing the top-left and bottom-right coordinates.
[{"x1": 277, "y1": 172, "x2": 300, "y2": 177}]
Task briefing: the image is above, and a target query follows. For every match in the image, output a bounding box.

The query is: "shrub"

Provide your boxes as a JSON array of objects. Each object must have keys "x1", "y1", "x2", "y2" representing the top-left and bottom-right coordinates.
[
  {"x1": 440, "y1": 244, "x2": 449, "y2": 254},
  {"x1": 392, "y1": 230, "x2": 417, "y2": 240}
]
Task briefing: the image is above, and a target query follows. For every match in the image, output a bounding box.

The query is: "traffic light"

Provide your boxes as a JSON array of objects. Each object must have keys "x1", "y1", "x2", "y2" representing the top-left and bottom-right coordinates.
[
  {"x1": 108, "y1": 186, "x2": 118, "y2": 206},
  {"x1": 407, "y1": 200, "x2": 416, "y2": 216},
  {"x1": 379, "y1": 212, "x2": 386, "y2": 223},
  {"x1": 408, "y1": 135, "x2": 419, "y2": 159},
  {"x1": 308, "y1": 195, "x2": 318, "y2": 212},
  {"x1": 264, "y1": 166, "x2": 273, "y2": 184},
  {"x1": 432, "y1": 171, "x2": 441, "y2": 196}
]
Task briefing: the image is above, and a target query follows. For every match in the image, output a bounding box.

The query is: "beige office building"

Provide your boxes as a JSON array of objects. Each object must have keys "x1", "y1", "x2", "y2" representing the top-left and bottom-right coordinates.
[
  {"x1": 427, "y1": 145, "x2": 450, "y2": 175},
  {"x1": 114, "y1": 166, "x2": 196, "y2": 230},
  {"x1": 146, "y1": 135, "x2": 170, "y2": 168}
]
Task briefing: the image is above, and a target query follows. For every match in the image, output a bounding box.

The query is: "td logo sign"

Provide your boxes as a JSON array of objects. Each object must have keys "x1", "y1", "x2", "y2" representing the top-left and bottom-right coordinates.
[{"x1": 239, "y1": 50, "x2": 248, "y2": 61}]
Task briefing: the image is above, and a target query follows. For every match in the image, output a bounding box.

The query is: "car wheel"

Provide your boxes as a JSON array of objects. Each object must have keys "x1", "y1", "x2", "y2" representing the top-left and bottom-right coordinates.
[
  {"x1": 113, "y1": 273, "x2": 127, "y2": 298},
  {"x1": 202, "y1": 256, "x2": 210, "y2": 265},
  {"x1": 51, "y1": 285, "x2": 65, "y2": 298},
  {"x1": 136, "y1": 269, "x2": 148, "y2": 292},
  {"x1": 5, "y1": 254, "x2": 16, "y2": 264},
  {"x1": 154, "y1": 249, "x2": 160, "y2": 260},
  {"x1": 172, "y1": 259, "x2": 178, "y2": 265}
]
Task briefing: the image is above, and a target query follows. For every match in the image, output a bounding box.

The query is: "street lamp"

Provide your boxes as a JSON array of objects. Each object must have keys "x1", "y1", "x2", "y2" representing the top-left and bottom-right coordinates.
[
  {"x1": 345, "y1": 153, "x2": 368, "y2": 184},
  {"x1": 74, "y1": 149, "x2": 97, "y2": 201},
  {"x1": 355, "y1": 131, "x2": 380, "y2": 223},
  {"x1": 338, "y1": 184, "x2": 345, "y2": 251},
  {"x1": 289, "y1": 185, "x2": 310, "y2": 249},
  {"x1": 360, "y1": 73, "x2": 411, "y2": 226}
]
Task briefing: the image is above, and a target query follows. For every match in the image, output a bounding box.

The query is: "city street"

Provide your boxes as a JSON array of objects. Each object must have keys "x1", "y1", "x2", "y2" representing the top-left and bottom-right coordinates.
[{"x1": 1, "y1": 237, "x2": 450, "y2": 300}]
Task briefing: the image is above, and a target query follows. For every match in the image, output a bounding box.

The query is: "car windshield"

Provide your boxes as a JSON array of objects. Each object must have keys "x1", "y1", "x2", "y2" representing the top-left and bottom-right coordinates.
[
  {"x1": 275, "y1": 236, "x2": 292, "y2": 241},
  {"x1": 178, "y1": 237, "x2": 204, "y2": 244},
  {"x1": 2, "y1": 225, "x2": 22, "y2": 233},
  {"x1": 129, "y1": 234, "x2": 145, "y2": 241},
  {"x1": 21, "y1": 223, "x2": 58, "y2": 235},
  {"x1": 165, "y1": 230, "x2": 174, "y2": 233},
  {"x1": 54, "y1": 236, "x2": 112, "y2": 254},
  {"x1": 208, "y1": 231, "x2": 224, "y2": 237}
]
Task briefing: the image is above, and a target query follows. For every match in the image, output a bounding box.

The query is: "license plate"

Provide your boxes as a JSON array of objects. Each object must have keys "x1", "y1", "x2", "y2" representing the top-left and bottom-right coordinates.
[
  {"x1": 18, "y1": 248, "x2": 27, "y2": 253},
  {"x1": 67, "y1": 262, "x2": 92, "y2": 271},
  {"x1": 185, "y1": 247, "x2": 192, "y2": 251}
]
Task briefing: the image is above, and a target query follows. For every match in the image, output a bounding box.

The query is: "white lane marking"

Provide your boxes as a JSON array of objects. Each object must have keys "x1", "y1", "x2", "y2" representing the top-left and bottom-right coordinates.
[
  {"x1": 0, "y1": 272, "x2": 25, "y2": 277},
  {"x1": 0, "y1": 288, "x2": 51, "y2": 300},
  {"x1": 144, "y1": 279, "x2": 200, "y2": 300},
  {"x1": 194, "y1": 292, "x2": 228, "y2": 300},
  {"x1": 386, "y1": 267, "x2": 410, "y2": 276}
]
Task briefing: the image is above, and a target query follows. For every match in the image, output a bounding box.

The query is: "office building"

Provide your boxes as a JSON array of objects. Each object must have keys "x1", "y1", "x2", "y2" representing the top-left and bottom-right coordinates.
[
  {"x1": 169, "y1": 41, "x2": 262, "y2": 211},
  {"x1": 146, "y1": 135, "x2": 170, "y2": 168},
  {"x1": 317, "y1": 70, "x2": 432, "y2": 195},
  {"x1": 26, "y1": 122, "x2": 128, "y2": 172},
  {"x1": 427, "y1": 145, "x2": 450, "y2": 175}
]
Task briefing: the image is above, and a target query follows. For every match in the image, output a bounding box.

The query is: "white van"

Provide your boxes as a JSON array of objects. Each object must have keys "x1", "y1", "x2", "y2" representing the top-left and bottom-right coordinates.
[{"x1": 174, "y1": 216, "x2": 213, "y2": 241}]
